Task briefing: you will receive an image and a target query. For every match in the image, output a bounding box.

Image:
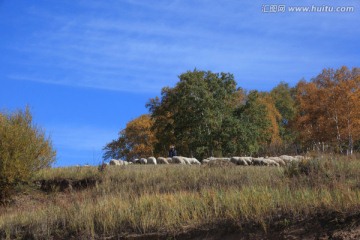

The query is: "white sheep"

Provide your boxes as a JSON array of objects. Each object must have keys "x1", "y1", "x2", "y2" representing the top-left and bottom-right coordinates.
[
  {"x1": 279, "y1": 155, "x2": 296, "y2": 164},
  {"x1": 203, "y1": 157, "x2": 231, "y2": 162},
  {"x1": 147, "y1": 157, "x2": 157, "y2": 165},
  {"x1": 230, "y1": 157, "x2": 248, "y2": 166},
  {"x1": 110, "y1": 159, "x2": 121, "y2": 166},
  {"x1": 140, "y1": 158, "x2": 147, "y2": 164},
  {"x1": 167, "y1": 157, "x2": 173, "y2": 164},
  {"x1": 263, "y1": 158, "x2": 280, "y2": 167},
  {"x1": 268, "y1": 157, "x2": 286, "y2": 166},
  {"x1": 172, "y1": 156, "x2": 186, "y2": 164},
  {"x1": 157, "y1": 157, "x2": 169, "y2": 164},
  {"x1": 185, "y1": 157, "x2": 201, "y2": 165},
  {"x1": 240, "y1": 157, "x2": 253, "y2": 165},
  {"x1": 182, "y1": 157, "x2": 192, "y2": 165},
  {"x1": 252, "y1": 158, "x2": 267, "y2": 166},
  {"x1": 215, "y1": 157, "x2": 231, "y2": 161}
]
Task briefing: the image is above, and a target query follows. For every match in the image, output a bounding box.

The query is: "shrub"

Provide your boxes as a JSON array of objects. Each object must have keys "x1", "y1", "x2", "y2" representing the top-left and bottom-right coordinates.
[{"x1": 0, "y1": 107, "x2": 56, "y2": 200}]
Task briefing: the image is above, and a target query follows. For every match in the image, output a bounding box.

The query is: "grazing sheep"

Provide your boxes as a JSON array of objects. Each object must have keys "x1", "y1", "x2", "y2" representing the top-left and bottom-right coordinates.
[
  {"x1": 263, "y1": 159, "x2": 280, "y2": 167},
  {"x1": 167, "y1": 157, "x2": 173, "y2": 164},
  {"x1": 182, "y1": 157, "x2": 200, "y2": 165},
  {"x1": 172, "y1": 156, "x2": 201, "y2": 165},
  {"x1": 140, "y1": 158, "x2": 147, "y2": 164},
  {"x1": 172, "y1": 156, "x2": 186, "y2": 164},
  {"x1": 192, "y1": 158, "x2": 201, "y2": 165},
  {"x1": 268, "y1": 157, "x2": 286, "y2": 166},
  {"x1": 203, "y1": 157, "x2": 231, "y2": 163},
  {"x1": 122, "y1": 155, "x2": 307, "y2": 167},
  {"x1": 185, "y1": 157, "x2": 201, "y2": 165},
  {"x1": 252, "y1": 158, "x2": 267, "y2": 166},
  {"x1": 110, "y1": 159, "x2": 129, "y2": 166},
  {"x1": 279, "y1": 155, "x2": 296, "y2": 164},
  {"x1": 206, "y1": 159, "x2": 236, "y2": 167},
  {"x1": 214, "y1": 157, "x2": 230, "y2": 161},
  {"x1": 240, "y1": 157, "x2": 253, "y2": 165},
  {"x1": 230, "y1": 157, "x2": 248, "y2": 166},
  {"x1": 182, "y1": 157, "x2": 191, "y2": 164},
  {"x1": 147, "y1": 157, "x2": 157, "y2": 165},
  {"x1": 157, "y1": 157, "x2": 169, "y2": 164},
  {"x1": 110, "y1": 159, "x2": 121, "y2": 166}
]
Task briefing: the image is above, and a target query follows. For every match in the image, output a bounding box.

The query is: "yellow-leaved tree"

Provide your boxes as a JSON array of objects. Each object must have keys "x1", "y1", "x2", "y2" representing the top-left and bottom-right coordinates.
[
  {"x1": 103, "y1": 114, "x2": 156, "y2": 161},
  {"x1": 0, "y1": 107, "x2": 56, "y2": 200},
  {"x1": 258, "y1": 93, "x2": 282, "y2": 152},
  {"x1": 293, "y1": 66, "x2": 360, "y2": 154}
]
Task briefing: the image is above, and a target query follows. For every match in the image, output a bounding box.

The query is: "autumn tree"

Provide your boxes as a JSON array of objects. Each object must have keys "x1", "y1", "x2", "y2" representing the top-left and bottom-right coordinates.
[
  {"x1": 258, "y1": 93, "x2": 282, "y2": 151},
  {"x1": 0, "y1": 107, "x2": 56, "y2": 200},
  {"x1": 103, "y1": 114, "x2": 155, "y2": 161},
  {"x1": 293, "y1": 66, "x2": 360, "y2": 154}
]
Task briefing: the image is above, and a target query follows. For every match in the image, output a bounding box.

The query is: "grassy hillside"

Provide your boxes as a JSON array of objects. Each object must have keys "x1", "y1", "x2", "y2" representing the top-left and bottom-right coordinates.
[{"x1": 1, "y1": 155, "x2": 360, "y2": 239}]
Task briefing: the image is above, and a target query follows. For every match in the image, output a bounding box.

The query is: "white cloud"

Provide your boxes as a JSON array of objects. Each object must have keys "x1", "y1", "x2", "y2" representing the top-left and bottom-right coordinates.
[{"x1": 6, "y1": 0, "x2": 360, "y2": 92}]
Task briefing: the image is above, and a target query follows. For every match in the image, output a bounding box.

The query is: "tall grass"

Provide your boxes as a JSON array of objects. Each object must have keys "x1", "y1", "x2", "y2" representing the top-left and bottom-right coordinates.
[
  {"x1": 1, "y1": 155, "x2": 360, "y2": 239},
  {"x1": 34, "y1": 166, "x2": 100, "y2": 180}
]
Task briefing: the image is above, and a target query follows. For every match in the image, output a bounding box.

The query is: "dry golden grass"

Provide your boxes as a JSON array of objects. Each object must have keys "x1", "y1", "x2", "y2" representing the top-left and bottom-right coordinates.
[{"x1": 1, "y1": 155, "x2": 360, "y2": 239}]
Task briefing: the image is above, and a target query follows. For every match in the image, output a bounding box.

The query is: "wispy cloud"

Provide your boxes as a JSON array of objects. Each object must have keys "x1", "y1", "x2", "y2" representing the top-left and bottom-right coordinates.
[{"x1": 5, "y1": 0, "x2": 360, "y2": 92}]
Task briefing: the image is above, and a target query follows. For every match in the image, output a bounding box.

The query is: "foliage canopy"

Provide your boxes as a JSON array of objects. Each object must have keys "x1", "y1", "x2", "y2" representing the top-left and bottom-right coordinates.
[
  {"x1": 104, "y1": 66, "x2": 360, "y2": 161},
  {"x1": 103, "y1": 114, "x2": 155, "y2": 161},
  {"x1": 0, "y1": 107, "x2": 56, "y2": 200}
]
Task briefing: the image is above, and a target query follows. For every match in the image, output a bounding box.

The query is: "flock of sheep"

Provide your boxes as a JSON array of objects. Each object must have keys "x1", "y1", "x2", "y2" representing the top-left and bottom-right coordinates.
[{"x1": 109, "y1": 155, "x2": 306, "y2": 167}]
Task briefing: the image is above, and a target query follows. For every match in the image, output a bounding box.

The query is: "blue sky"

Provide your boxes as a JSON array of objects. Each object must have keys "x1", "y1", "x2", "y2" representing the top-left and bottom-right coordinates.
[{"x1": 1, "y1": 0, "x2": 359, "y2": 166}]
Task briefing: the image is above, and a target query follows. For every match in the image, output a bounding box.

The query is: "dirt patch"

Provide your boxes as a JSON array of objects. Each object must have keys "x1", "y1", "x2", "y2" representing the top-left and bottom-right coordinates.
[{"x1": 269, "y1": 212, "x2": 360, "y2": 240}]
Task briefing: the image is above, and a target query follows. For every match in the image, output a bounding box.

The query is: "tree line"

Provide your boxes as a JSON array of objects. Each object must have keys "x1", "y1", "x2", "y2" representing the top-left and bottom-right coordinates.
[{"x1": 103, "y1": 66, "x2": 360, "y2": 161}]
